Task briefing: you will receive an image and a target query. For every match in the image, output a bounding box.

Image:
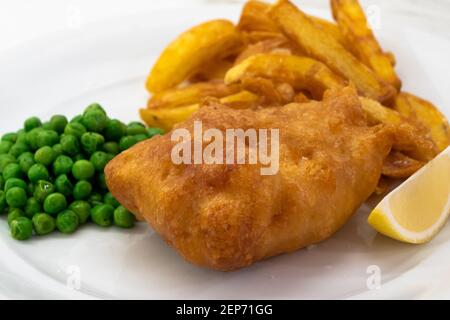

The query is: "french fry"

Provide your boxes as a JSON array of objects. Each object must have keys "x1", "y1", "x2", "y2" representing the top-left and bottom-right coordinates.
[
  {"x1": 146, "y1": 20, "x2": 243, "y2": 93},
  {"x1": 394, "y1": 92, "x2": 450, "y2": 152},
  {"x1": 240, "y1": 77, "x2": 283, "y2": 105},
  {"x1": 269, "y1": 0, "x2": 396, "y2": 103},
  {"x1": 190, "y1": 59, "x2": 235, "y2": 82},
  {"x1": 225, "y1": 54, "x2": 347, "y2": 99},
  {"x1": 142, "y1": 91, "x2": 260, "y2": 131},
  {"x1": 359, "y1": 97, "x2": 438, "y2": 161},
  {"x1": 141, "y1": 104, "x2": 200, "y2": 131},
  {"x1": 242, "y1": 31, "x2": 288, "y2": 44},
  {"x1": 238, "y1": 0, "x2": 279, "y2": 33},
  {"x1": 331, "y1": 0, "x2": 401, "y2": 90},
  {"x1": 382, "y1": 151, "x2": 425, "y2": 178},
  {"x1": 235, "y1": 38, "x2": 293, "y2": 64},
  {"x1": 147, "y1": 81, "x2": 241, "y2": 109}
]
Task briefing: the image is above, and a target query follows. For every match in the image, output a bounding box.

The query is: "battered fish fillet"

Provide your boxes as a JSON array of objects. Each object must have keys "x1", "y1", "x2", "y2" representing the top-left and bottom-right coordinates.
[{"x1": 105, "y1": 87, "x2": 393, "y2": 271}]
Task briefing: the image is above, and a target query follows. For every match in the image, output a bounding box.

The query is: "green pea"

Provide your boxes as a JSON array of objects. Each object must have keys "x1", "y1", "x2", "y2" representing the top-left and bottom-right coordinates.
[
  {"x1": 88, "y1": 193, "x2": 103, "y2": 207},
  {"x1": 36, "y1": 130, "x2": 59, "y2": 147},
  {"x1": 64, "y1": 122, "x2": 86, "y2": 138},
  {"x1": 72, "y1": 160, "x2": 95, "y2": 180},
  {"x1": 25, "y1": 128, "x2": 43, "y2": 150},
  {"x1": 90, "y1": 151, "x2": 109, "y2": 171},
  {"x1": 84, "y1": 103, "x2": 106, "y2": 115},
  {"x1": 28, "y1": 163, "x2": 49, "y2": 183},
  {"x1": 49, "y1": 115, "x2": 68, "y2": 134},
  {"x1": 56, "y1": 210, "x2": 79, "y2": 234},
  {"x1": 113, "y1": 206, "x2": 135, "y2": 228},
  {"x1": 54, "y1": 174, "x2": 73, "y2": 196},
  {"x1": 81, "y1": 110, "x2": 107, "y2": 133},
  {"x1": 7, "y1": 208, "x2": 24, "y2": 226},
  {"x1": 18, "y1": 152, "x2": 35, "y2": 173},
  {"x1": 60, "y1": 134, "x2": 80, "y2": 156},
  {"x1": 43, "y1": 193, "x2": 67, "y2": 215},
  {"x1": 69, "y1": 200, "x2": 91, "y2": 224},
  {"x1": 134, "y1": 134, "x2": 149, "y2": 143},
  {"x1": 16, "y1": 130, "x2": 27, "y2": 144},
  {"x1": 0, "y1": 176, "x2": 4, "y2": 190},
  {"x1": 53, "y1": 155, "x2": 73, "y2": 175},
  {"x1": 10, "y1": 217, "x2": 33, "y2": 240},
  {"x1": 104, "y1": 192, "x2": 120, "y2": 208},
  {"x1": 33, "y1": 180, "x2": 54, "y2": 203},
  {"x1": 9, "y1": 142, "x2": 29, "y2": 158},
  {"x1": 96, "y1": 172, "x2": 107, "y2": 190},
  {"x1": 32, "y1": 213, "x2": 56, "y2": 235},
  {"x1": 3, "y1": 163, "x2": 23, "y2": 180},
  {"x1": 34, "y1": 146, "x2": 56, "y2": 166},
  {"x1": 4, "y1": 178, "x2": 27, "y2": 192},
  {"x1": 102, "y1": 141, "x2": 120, "y2": 155},
  {"x1": 2, "y1": 132, "x2": 17, "y2": 143},
  {"x1": 70, "y1": 115, "x2": 83, "y2": 123},
  {"x1": 91, "y1": 204, "x2": 114, "y2": 227},
  {"x1": 119, "y1": 135, "x2": 138, "y2": 151},
  {"x1": 80, "y1": 132, "x2": 104, "y2": 154},
  {"x1": 24, "y1": 197, "x2": 42, "y2": 218},
  {"x1": 52, "y1": 143, "x2": 63, "y2": 156},
  {"x1": 6, "y1": 187, "x2": 27, "y2": 207},
  {"x1": 0, "y1": 154, "x2": 16, "y2": 175},
  {"x1": 0, "y1": 190, "x2": 6, "y2": 213},
  {"x1": 127, "y1": 122, "x2": 147, "y2": 135},
  {"x1": 73, "y1": 180, "x2": 92, "y2": 200},
  {"x1": 24, "y1": 117, "x2": 42, "y2": 132},
  {"x1": 147, "y1": 127, "x2": 165, "y2": 137},
  {"x1": 0, "y1": 141, "x2": 13, "y2": 154},
  {"x1": 104, "y1": 119, "x2": 127, "y2": 141}
]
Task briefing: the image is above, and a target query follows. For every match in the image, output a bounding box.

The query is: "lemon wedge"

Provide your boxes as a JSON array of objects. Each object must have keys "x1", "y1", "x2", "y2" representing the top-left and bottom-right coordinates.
[{"x1": 368, "y1": 146, "x2": 450, "y2": 244}]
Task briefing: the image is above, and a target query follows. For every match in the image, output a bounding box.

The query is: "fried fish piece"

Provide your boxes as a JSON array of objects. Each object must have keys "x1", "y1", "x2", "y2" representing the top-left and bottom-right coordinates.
[{"x1": 106, "y1": 87, "x2": 393, "y2": 271}]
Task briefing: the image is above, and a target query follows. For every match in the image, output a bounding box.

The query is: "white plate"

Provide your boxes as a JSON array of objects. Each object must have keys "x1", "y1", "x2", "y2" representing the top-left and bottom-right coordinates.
[{"x1": 0, "y1": 2, "x2": 450, "y2": 299}]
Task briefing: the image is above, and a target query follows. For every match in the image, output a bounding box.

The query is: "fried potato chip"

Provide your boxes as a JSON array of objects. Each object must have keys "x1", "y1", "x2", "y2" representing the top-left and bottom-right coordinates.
[
  {"x1": 394, "y1": 92, "x2": 450, "y2": 152},
  {"x1": 331, "y1": 0, "x2": 401, "y2": 90},
  {"x1": 147, "y1": 81, "x2": 241, "y2": 109},
  {"x1": 190, "y1": 59, "x2": 235, "y2": 82},
  {"x1": 242, "y1": 31, "x2": 287, "y2": 44},
  {"x1": 142, "y1": 91, "x2": 261, "y2": 131},
  {"x1": 225, "y1": 54, "x2": 347, "y2": 99},
  {"x1": 238, "y1": 0, "x2": 280, "y2": 33},
  {"x1": 382, "y1": 151, "x2": 425, "y2": 178},
  {"x1": 240, "y1": 77, "x2": 284, "y2": 105},
  {"x1": 359, "y1": 97, "x2": 438, "y2": 161},
  {"x1": 141, "y1": 104, "x2": 200, "y2": 131},
  {"x1": 270, "y1": 0, "x2": 395, "y2": 103},
  {"x1": 235, "y1": 38, "x2": 294, "y2": 64},
  {"x1": 146, "y1": 20, "x2": 243, "y2": 93}
]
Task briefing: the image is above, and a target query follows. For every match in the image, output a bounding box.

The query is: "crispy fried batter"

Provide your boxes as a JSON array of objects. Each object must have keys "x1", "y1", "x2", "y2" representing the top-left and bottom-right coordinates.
[{"x1": 107, "y1": 87, "x2": 393, "y2": 271}]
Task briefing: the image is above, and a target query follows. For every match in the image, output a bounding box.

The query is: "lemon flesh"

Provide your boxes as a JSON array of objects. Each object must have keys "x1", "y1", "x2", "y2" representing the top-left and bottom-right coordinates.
[{"x1": 368, "y1": 147, "x2": 450, "y2": 244}]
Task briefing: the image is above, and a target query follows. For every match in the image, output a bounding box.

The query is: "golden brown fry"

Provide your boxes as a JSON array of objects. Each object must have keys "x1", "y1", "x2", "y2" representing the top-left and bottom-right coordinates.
[
  {"x1": 269, "y1": 0, "x2": 395, "y2": 103},
  {"x1": 190, "y1": 59, "x2": 235, "y2": 82},
  {"x1": 240, "y1": 77, "x2": 283, "y2": 105},
  {"x1": 394, "y1": 92, "x2": 450, "y2": 152},
  {"x1": 147, "y1": 81, "x2": 240, "y2": 109},
  {"x1": 146, "y1": 20, "x2": 243, "y2": 93},
  {"x1": 242, "y1": 31, "x2": 287, "y2": 44},
  {"x1": 331, "y1": 0, "x2": 401, "y2": 90},
  {"x1": 235, "y1": 38, "x2": 292, "y2": 64},
  {"x1": 225, "y1": 54, "x2": 347, "y2": 99},
  {"x1": 294, "y1": 92, "x2": 311, "y2": 103},
  {"x1": 142, "y1": 91, "x2": 261, "y2": 131},
  {"x1": 382, "y1": 151, "x2": 425, "y2": 178},
  {"x1": 238, "y1": 0, "x2": 279, "y2": 33},
  {"x1": 359, "y1": 97, "x2": 438, "y2": 161},
  {"x1": 309, "y1": 16, "x2": 347, "y2": 47}
]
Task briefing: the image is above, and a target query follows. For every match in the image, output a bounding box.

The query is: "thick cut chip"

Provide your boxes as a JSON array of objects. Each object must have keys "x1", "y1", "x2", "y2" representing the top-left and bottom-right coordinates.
[
  {"x1": 359, "y1": 97, "x2": 438, "y2": 161},
  {"x1": 225, "y1": 54, "x2": 347, "y2": 99},
  {"x1": 331, "y1": 0, "x2": 401, "y2": 90},
  {"x1": 382, "y1": 151, "x2": 425, "y2": 178},
  {"x1": 270, "y1": 0, "x2": 395, "y2": 103},
  {"x1": 235, "y1": 38, "x2": 294, "y2": 64},
  {"x1": 394, "y1": 92, "x2": 450, "y2": 152},
  {"x1": 147, "y1": 81, "x2": 240, "y2": 109},
  {"x1": 238, "y1": 0, "x2": 280, "y2": 33},
  {"x1": 146, "y1": 20, "x2": 243, "y2": 93}
]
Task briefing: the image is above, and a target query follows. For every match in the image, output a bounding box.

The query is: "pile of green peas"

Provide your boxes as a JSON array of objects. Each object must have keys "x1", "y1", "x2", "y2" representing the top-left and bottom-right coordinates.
[{"x1": 0, "y1": 103, "x2": 164, "y2": 240}]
